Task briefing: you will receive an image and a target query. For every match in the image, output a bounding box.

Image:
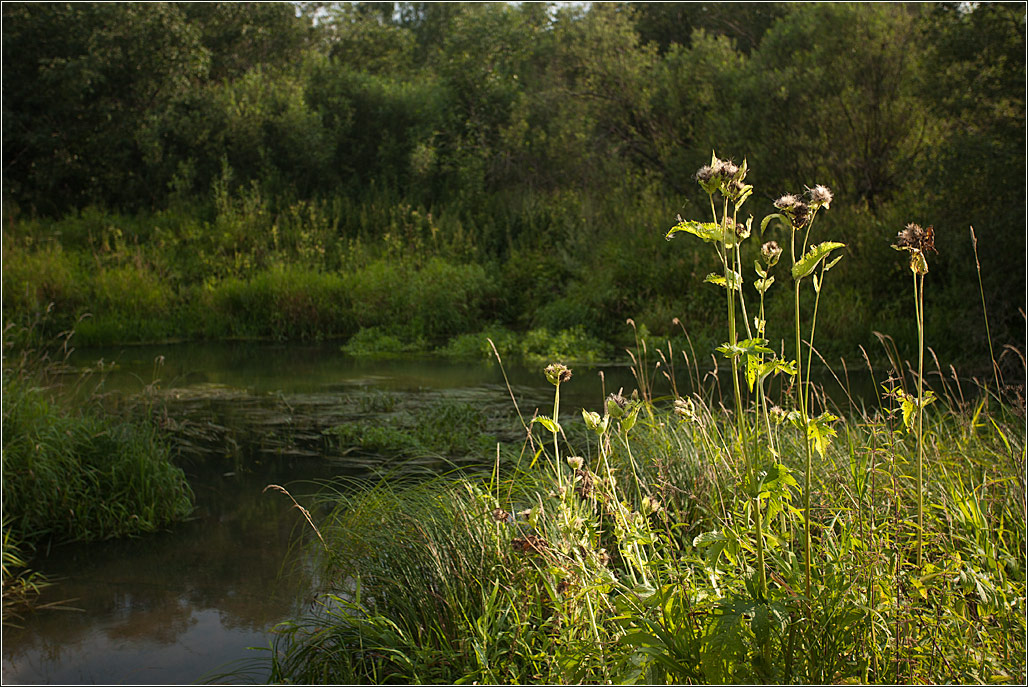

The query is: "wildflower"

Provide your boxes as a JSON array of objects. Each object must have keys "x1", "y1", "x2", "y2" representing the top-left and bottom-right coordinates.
[
  {"x1": 695, "y1": 164, "x2": 720, "y2": 195},
  {"x1": 640, "y1": 495, "x2": 663, "y2": 516},
  {"x1": 606, "y1": 390, "x2": 628, "y2": 419},
  {"x1": 567, "y1": 456, "x2": 584, "y2": 470},
  {"x1": 807, "y1": 184, "x2": 833, "y2": 210},
  {"x1": 582, "y1": 409, "x2": 607, "y2": 434},
  {"x1": 544, "y1": 363, "x2": 572, "y2": 386},
  {"x1": 491, "y1": 508, "x2": 514, "y2": 524},
  {"x1": 774, "y1": 193, "x2": 801, "y2": 212},
  {"x1": 893, "y1": 222, "x2": 937, "y2": 275},
  {"x1": 761, "y1": 240, "x2": 783, "y2": 268},
  {"x1": 774, "y1": 193, "x2": 810, "y2": 228},
  {"x1": 895, "y1": 223, "x2": 937, "y2": 254},
  {"x1": 715, "y1": 159, "x2": 739, "y2": 180}
]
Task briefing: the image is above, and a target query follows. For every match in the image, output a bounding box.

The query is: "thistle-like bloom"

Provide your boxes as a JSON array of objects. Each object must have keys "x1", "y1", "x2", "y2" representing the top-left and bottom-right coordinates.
[
  {"x1": 566, "y1": 456, "x2": 584, "y2": 470},
  {"x1": 695, "y1": 164, "x2": 720, "y2": 195},
  {"x1": 606, "y1": 391, "x2": 628, "y2": 419},
  {"x1": 715, "y1": 159, "x2": 739, "y2": 180},
  {"x1": 761, "y1": 240, "x2": 783, "y2": 268},
  {"x1": 895, "y1": 223, "x2": 936, "y2": 254},
  {"x1": 807, "y1": 184, "x2": 833, "y2": 210},
  {"x1": 893, "y1": 222, "x2": 936, "y2": 275},
  {"x1": 791, "y1": 201, "x2": 810, "y2": 228},
  {"x1": 544, "y1": 363, "x2": 572, "y2": 386},
  {"x1": 774, "y1": 193, "x2": 801, "y2": 211}
]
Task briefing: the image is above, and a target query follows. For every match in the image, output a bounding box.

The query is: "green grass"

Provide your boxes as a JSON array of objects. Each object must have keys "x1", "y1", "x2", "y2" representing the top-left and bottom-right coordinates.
[
  {"x1": 1, "y1": 374, "x2": 194, "y2": 547},
  {"x1": 257, "y1": 364, "x2": 1026, "y2": 684},
  {"x1": 1, "y1": 335, "x2": 196, "y2": 622}
]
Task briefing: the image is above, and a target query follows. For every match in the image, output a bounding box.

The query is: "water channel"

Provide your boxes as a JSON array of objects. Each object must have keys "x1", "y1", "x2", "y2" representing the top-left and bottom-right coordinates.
[{"x1": 2, "y1": 342, "x2": 649, "y2": 685}]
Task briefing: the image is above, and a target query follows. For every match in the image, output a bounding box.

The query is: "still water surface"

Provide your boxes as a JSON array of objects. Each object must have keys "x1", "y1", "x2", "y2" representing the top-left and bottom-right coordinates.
[{"x1": 2, "y1": 342, "x2": 643, "y2": 685}]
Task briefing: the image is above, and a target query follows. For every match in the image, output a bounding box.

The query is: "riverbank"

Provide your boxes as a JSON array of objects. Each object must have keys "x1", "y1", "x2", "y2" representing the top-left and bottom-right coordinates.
[{"x1": 257, "y1": 361, "x2": 1027, "y2": 684}]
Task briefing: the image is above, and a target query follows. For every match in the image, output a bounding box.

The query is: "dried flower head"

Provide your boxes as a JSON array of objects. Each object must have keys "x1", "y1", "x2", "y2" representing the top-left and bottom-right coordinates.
[
  {"x1": 566, "y1": 456, "x2": 584, "y2": 470},
  {"x1": 715, "y1": 159, "x2": 739, "y2": 180},
  {"x1": 512, "y1": 534, "x2": 548, "y2": 555},
  {"x1": 791, "y1": 202, "x2": 810, "y2": 228},
  {"x1": 544, "y1": 363, "x2": 572, "y2": 386},
  {"x1": 893, "y1": 222, "x2": 936, "y2": 275},
  {"x1": 574, "y1": 468, "x2": 594, "y2": 499},
  {"x1": 895, "y1": 223, "x2": 937, "y2": 254},
  {"x1": 695, "y1": 163, "x2": 721, "y2": 195},
  {"x1": 807, "y1": 184, "x2": 833, "y2": 210},
  {"x1": 774, "y1": 193, "x2": 801, "y2": 211},
  {"x1": 761, "y1": 240, "x2": 783, "y2": 267}
]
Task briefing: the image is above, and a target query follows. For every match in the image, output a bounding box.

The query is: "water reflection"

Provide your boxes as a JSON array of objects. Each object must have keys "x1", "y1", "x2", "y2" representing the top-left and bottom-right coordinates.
[{"x1": 2, "y1": 460, "x2": 325, "y2": 685}]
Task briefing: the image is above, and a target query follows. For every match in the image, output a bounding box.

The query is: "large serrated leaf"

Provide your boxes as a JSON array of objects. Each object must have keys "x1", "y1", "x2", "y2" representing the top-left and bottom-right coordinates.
[
  {"x1": 792, "y1": 241, "x2": 845, "y2": 280},
  {"x1": 666, "y1": 220, "x2": 722, "y2": 244}
]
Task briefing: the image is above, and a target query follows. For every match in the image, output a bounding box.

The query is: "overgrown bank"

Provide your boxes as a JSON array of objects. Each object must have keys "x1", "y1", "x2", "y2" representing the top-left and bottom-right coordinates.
[
  {"x1": 258, "y1": 360, "x2": 1026, "y2": 684},
  {"x1": 1, "y1": 338, "x2": 194, "y2": 623}
]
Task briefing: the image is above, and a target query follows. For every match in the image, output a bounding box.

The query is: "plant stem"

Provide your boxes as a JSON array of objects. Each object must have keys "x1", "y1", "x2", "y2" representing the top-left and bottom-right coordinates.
[
  {"x1": 720, "y1": 201, "x2": 767, "y2": 601},
  {"x1": 793, "y1": 229, "x2": 813, "y2": 610},
  {"x1": 915, "y1": 270, "x2": 924, "y2": 568}
]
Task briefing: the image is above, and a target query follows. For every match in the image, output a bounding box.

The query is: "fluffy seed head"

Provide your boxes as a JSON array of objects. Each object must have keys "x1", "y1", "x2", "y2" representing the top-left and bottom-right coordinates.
[
  {"x1": 715, "y1": 159, "x2": 739, "y2": 180},
  {"x1": 807, "y1": 184, "x2": 833, "y2": 209},
  {"x1": 695, "y1": 165, "x2": 716, "y2": 183},
  {"x1": 761, "y1": 240, "x2": 783, "y2": 267},
  {"x1": 774, "y1": 193, "x2": 800, "y2": 211}
]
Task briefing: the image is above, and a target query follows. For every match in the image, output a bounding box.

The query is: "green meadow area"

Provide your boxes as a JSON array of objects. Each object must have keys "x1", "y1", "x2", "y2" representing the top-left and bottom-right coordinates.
[{"x1": 2, "y1": 2, "x2": 1025, "y2": 684}]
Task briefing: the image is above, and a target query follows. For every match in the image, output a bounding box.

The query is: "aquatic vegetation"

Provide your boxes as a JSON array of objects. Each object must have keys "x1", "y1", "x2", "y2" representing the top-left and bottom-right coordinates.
[
  {"x1": 328, "y1": 399, "x2": 502, "y2": 461},
  {"x1": 439, "y1": 325, "x2": 610, "y2": 363}
]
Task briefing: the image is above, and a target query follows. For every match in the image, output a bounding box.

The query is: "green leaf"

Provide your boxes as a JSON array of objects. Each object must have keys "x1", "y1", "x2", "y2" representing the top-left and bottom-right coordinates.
[
  {"x1": 704, "y1": 270, "x2": 742, "y2": 291},
  {"x1": 760, "y1": 212, "x2": 790, "y2": 235},
  {"x1": 621, "y1": 402, "x2": 642, "y2": 433},
  {"x1": 532, "y1": 416, "x2": 561, "y2": 434},
  {"x1": 754, "y1": 276, "x2": 775, "y2": 294},
  {"x1": 746, "y1": 355, "x2": 791, "y2": 392},
  {"x1": 807, "y1": 411, "x2": 839, "y2": 458},
  {"x1": 792, "y1": 241, "x2": 845, "y2": 280},
  {"x1": 666, "y1": 220, "x2": 722, "y2": 244},
  {"x1": 718, "y1": 337, "x2": 772, "y2": 361}
]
